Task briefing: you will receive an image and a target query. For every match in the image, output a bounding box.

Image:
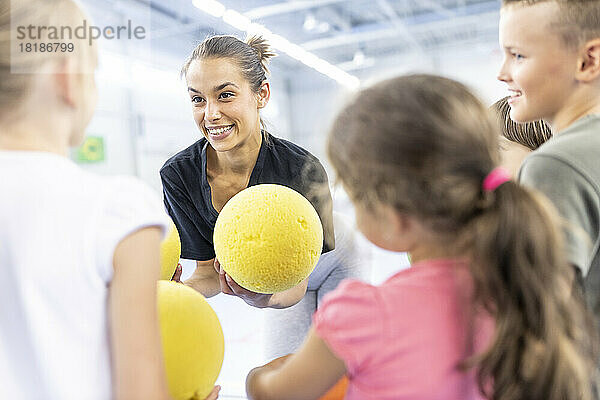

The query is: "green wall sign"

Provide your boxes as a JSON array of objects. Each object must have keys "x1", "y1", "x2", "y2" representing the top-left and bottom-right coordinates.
[{"x1": 75, "y1": 136, "x2": 105, "y2": 163}]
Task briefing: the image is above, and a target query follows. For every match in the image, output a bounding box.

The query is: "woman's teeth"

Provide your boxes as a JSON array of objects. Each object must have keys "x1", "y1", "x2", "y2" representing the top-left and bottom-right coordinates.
[{"x1": 207, "y1": 125, "x2": 233, "y2": 135}]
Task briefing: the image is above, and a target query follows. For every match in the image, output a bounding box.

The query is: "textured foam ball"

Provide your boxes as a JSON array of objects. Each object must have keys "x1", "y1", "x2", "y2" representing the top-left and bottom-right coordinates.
[
  {"x1": 214, "y1": 184, "x2": 323, "y2": 294},
  {"x1": 157, "y1": 281, "x2": 224, "y2": 400},
  {"x1": 160, "y1": 223, "x2": 181, "y2": 280}
]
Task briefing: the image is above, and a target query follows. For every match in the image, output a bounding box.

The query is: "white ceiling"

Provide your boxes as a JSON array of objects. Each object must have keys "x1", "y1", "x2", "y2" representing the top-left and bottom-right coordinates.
[{"x1": 83, "y1": 0, "x2": 502, "y2": 79}]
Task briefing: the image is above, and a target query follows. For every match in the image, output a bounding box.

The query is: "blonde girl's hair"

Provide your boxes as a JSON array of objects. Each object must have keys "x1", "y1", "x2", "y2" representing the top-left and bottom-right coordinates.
[{"x1": 0, "y1": 0, "x2": 93, "y2": 121}]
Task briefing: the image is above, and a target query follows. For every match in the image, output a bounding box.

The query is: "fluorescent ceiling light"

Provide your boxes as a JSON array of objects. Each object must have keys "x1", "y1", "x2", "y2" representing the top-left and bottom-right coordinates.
[
  {"x1": 247, "y1": 23, "x2": 271, "y2": 36},
  {"x1": 192, "y1": 0, "x2": 226, "y2": 18},
  {"x1": 222, "y1": 9, "x2": 252, "y2": 31},
  {"x1": 192, "y1": 0, "x2": 360, "y2": 89},
  {"x1": 353, "y1": 50, "x2": 365, "y2": 65},
  {"x1": 303, "y1": 14, "x2": 317, "y2": 31}
]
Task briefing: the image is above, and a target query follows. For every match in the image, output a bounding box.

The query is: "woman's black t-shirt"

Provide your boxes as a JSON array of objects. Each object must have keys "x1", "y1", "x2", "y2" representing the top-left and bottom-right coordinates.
[{"x1": 160, "y1": 132, "x2": 335, "y2": 261}]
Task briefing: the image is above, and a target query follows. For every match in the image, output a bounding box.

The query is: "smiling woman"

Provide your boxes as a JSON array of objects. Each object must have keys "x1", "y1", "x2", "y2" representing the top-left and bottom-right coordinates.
[
  {"x1": 185, "y1": 56, "x2": 266, "y2": 157},
  {"x1": 159, "y1": 36, "x2": 355, "y2": 356}
]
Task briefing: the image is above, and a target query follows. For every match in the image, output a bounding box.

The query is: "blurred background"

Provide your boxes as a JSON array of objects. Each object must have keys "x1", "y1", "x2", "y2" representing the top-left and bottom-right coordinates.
[{"x1": 75, "y1": 0, "x2": 505, "y2": 398}]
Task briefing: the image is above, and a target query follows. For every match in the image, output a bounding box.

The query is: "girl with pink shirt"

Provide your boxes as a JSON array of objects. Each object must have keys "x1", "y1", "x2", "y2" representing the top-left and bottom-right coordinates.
[{"x1": 245, "y1": 74, "x2": 597, "y2": 400}]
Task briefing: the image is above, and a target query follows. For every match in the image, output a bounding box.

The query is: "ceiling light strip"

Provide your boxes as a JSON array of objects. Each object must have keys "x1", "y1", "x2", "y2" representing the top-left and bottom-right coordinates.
[{"x1": 192, "y1": 0, "x2": 360, "y2": 89}]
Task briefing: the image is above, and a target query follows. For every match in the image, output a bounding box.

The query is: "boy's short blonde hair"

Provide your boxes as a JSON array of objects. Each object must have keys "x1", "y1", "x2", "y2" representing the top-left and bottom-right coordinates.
[
  {"x1": 502, "y1": 0, "x2": 600, "y2": 49},
  {"x1": 492, "y1": 96, "x2": 552, "y2": 150}
]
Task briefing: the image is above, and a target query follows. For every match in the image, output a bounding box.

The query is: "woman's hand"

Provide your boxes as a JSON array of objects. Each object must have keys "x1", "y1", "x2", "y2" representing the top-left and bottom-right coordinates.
[{"x1": 215, "y1": 259, "x2": 273, "y2": 308}]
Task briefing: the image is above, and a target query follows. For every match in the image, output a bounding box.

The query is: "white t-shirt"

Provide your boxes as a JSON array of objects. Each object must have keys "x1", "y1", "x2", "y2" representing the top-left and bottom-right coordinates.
[{"x1": 0, "y1": 151, "x2": 170, "y2": 400}]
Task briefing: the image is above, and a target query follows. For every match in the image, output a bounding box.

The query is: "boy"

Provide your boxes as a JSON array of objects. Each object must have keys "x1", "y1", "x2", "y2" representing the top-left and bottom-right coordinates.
[{"x1": 498, "y1": 0, "x2": 600, "y2": 321}]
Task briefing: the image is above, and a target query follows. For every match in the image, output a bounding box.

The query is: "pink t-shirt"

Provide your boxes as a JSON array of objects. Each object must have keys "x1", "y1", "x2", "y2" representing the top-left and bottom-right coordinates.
[{"x1": 313, "y1": 258, "x2": 494, "y2": 400}]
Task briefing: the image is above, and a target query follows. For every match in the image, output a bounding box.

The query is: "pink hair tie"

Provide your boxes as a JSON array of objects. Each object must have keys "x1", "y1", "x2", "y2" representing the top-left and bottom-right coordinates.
[{"x1": 482, "y1": 167, "x2": 511, "y2": 192}]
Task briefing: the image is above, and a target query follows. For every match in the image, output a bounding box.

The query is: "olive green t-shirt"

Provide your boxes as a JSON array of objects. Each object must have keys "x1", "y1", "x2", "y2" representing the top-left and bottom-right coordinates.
[{"x1": 519, "y1": 114, "x2": 600, "y2": 320}]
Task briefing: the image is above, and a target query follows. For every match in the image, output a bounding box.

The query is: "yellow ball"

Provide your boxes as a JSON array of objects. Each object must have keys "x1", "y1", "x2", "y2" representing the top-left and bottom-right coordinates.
[
  {"x1": 160, "y1": 223, "x2": 181, "y2": 280},
  {"x1": 214, "y1": 184, "x2": 323, "y2": 294},
  {"x1": 157, "y1": 281, "x2": 224, "y2": 400}
]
